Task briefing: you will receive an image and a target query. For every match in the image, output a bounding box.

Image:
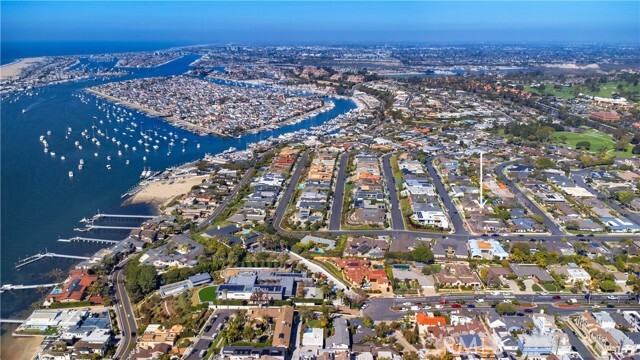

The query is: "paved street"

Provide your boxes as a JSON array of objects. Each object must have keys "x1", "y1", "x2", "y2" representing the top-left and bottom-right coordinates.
[
  {"x1": 494, "y1": 161, "x2": 565, "y2": 235},
  {"x1": 425, "y1": 157, "x2": 468, "y2": 235},
  {"x1": 198, "y1": 155, "x2": 262, "y2": 230},
  {"x1": 112, "y1": 261, "x2": 138, "y2": 360},
  {"x1": 381, "y1": 153, "x2": 405, "y2": 230},
  {"x1": 563, "y1": 324, "x2": 596, "y2": 360},
  {"x1": 363, "y1": 293, "x2": 639, "y2": 321},
  {"x1": 571, "y1": 169, "x2": 640, "y2": 226},
  {"x1": 329, "y1": 151, "x2": 349, "y2": 231},
  {"x1": 185, "y1": 309, "x2": 233, "y2": 360},
  {"x1": 274, "y1": 150, "x2": 311, "y2": 232}
]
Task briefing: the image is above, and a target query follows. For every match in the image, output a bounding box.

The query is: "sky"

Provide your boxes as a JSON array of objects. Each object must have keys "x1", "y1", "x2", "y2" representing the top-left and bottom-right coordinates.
[{"x1": 1, "y1": 1, "x2": 639, "y2": 45}]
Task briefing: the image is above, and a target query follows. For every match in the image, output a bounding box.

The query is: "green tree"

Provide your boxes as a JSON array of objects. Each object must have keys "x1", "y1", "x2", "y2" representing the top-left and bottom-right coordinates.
[
  {"x1": 495, "y1": 303, "x2": 517, "y2": 315},
  {"x1": 575, "y1": 141, "x2": 591, "y2": 150},
  {"x1": 411, "y1": 244, "x2": 434, "y2": 264},
  {"x1": 616, "y1": 191, "x2": 635, "y2": 205},
  {"x1": 535, "y1": 157, "x2": 555, "y2": 169},
  {"x1": 599, "y1": 280, "x2": 617, "y2": 293}
]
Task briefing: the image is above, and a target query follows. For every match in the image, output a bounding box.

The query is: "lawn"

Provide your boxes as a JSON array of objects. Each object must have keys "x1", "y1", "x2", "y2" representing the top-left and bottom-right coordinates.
[
  {"x1": 526, "y1": 81, "x2": 640, "y2": 101},
  {"x1": 553, "y1": 129, "x2": 636, "y2": 158},
  {"x1": 198, "y1": 286, "x2": 218, "y2": 302},
  {"x1": 542, "y1": 283, "x2": 560, "y2": 292},
  {"x1": 532, "y1": 284, "x2": 543, "y2": 292}
]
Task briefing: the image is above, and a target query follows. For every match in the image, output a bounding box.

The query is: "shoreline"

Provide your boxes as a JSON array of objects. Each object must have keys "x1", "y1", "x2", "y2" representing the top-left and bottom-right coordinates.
[
  {"x1": 0, "y1": 57, "x2": 46, "y2": 80},
  {"x1": 1, "y1": 330, "x2": 43, "y2": 360},
  {"x1": 86, "y1": 87, "x2": 339, "y2": 138}
]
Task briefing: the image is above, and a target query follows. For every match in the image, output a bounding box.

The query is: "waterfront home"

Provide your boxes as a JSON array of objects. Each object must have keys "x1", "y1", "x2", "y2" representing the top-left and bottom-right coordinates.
[
  {"x1": 45, "y1": 269, "x2": 99, "y2": 305},
  {"x1": 138, "y1": 235, "x2": 204, "y2": 271}
]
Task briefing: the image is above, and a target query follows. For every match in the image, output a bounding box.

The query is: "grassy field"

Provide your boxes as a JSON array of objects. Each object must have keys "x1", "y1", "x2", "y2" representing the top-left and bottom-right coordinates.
[
  {"x1": 553, "y1": 129, "x2": 636, "y2": 158},
  {"x1": 526, "y1": 81, "x2": 640, "y2": 101},
  {"x1": 198, "y1": 286, "x2": 218, "y2": 302}
]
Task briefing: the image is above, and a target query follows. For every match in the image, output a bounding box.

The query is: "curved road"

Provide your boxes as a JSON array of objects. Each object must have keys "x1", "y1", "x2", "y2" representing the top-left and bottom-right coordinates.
[{"x1": 112, "y1": 261, "x2": 138, "y2": 360}]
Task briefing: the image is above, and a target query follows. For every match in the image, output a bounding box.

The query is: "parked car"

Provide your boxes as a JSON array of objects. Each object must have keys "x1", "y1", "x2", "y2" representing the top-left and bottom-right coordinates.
[
  {"x1": 552, "y1": 296, "x2": 561, "y2": 300},
  {"x1": 540, "y1": 292, "x2": 549, "y2": 296},
  {"x1": 467, "y1": 304, "x2": 476, "y2": 309},
  {"x1": 452, "y1": 304, "x2": 462, "y2": 308}
]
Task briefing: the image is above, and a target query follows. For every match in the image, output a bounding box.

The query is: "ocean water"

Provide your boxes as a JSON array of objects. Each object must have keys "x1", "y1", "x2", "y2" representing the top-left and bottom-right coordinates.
[
  {"x1": 0, "y1": 49, "x2": 356, "y2": 323},
  {"x1": 0, "y1": 40, "x2": 195, "y2": 65}
]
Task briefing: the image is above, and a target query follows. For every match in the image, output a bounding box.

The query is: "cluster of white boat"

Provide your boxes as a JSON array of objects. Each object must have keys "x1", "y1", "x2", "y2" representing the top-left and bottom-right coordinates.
[{"x1": 40, "y1": 93, "x2": 202, "y2": 178}]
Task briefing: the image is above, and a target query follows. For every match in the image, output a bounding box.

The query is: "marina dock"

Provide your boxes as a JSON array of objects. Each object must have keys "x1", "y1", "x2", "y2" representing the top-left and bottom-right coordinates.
[
  {"x1": 58, "y1": 236, "x2": 121, "y2": 244},
  {"x1": 1, "y1": 283, "x2": 59, "y2": 291},
  {"x1": 81, "y1": 213, "x2": 155, "y2": 222},
  {"x1": 74, "y1": 224, "x2": 140, "y2": 232},
  {"x1": 15, "y1": 252, "x2": 90, "y2": 269}
]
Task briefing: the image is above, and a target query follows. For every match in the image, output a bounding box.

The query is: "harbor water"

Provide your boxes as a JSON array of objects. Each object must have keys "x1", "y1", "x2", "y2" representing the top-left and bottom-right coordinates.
[{"x1": 0, "y1": 50, "x2": 356, "y2": 325}]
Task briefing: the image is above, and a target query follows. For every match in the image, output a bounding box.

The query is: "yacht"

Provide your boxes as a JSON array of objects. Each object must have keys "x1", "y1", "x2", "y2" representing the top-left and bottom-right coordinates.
[
  {"x1": 94, "y1": 152, "x2": 98, "y2": 157},
  {"x1": 118, "y1": 150, "x2": 123, "y2": 156},
  {"x1": 60, "y1": 156, "x2": 66, "y2": 161},
  {"x1": 107, "y1": 156, "x2": 111, "y2": 161},
  {"x1": 68, "y1": 171, "x2": 74, "y2": 177},
  {"x1": 50, "y1": 152, "x2": 56, "y2": 157},
  {"x1": 47, "y1": 130, "x2": 52, "y2": 136},
  {"x1": 125, "y1": 160, "x2": 130, "y2": 165},
  {"x1": 78, "y1": 164, "x2": 83, "y2": 170},
  {"x1": 106, "y1": 164, "x2": 111, "y2": 170},
  {"x1": 79, "y1": 159, "x2": 84, "y2": 165},
  {"x1": 142, "y1": 156, "x2": 147, "y2": 161}
]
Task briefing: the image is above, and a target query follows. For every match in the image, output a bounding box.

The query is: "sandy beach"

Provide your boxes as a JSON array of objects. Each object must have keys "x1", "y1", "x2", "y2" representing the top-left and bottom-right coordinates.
[
  {"x1": 128, "y1": 175, "x2": 209, "y2": 206},
  {"x1": 0, "y1": 57, "x2": 45, "y2": 80},
  {"x1": 1, "y1": 333, "x2": 43, "y2": 360}
]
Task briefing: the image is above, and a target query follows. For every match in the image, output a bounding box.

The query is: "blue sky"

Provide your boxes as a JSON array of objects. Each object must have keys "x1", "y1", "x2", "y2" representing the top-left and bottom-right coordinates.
[{"x1": 1, "y1": 1, "x2": 638, "y2": 44}]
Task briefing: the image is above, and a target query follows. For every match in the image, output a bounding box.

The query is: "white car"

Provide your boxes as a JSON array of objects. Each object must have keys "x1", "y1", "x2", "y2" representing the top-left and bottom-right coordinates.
[
  {"x1": 607, "y1": 295, "x2": 618, "y2": 300},
  {"x1": 591, "y1": 304, "x2": 600, "y2": 309},
  {"x1": 540, "y1": 292, "x2": 549, "y2": 296},
  {"x1": 435, "y1": 304, "x2": 443, "y2": 309},
  {"x1": 402, "y1": 302, "x2": 412, "y2": 306},
  {"x1": 423, "y1": 305, "x2": 432, "y2": 310},
  {"x1": 410, "y1": 306, "x2": 420, "y2": 311},
  {"x1": 476, "y1": 298, "x2": 485, "y2": 303},
  {"x1": 490, "y1": 291, "x2": 501, "y2": 296},
  {"x1": 399, "y1": 308, "x2": 408, "y2": 312},
  {"x1": 502, "y1": 299, "x2": 512, "y2": 303}
]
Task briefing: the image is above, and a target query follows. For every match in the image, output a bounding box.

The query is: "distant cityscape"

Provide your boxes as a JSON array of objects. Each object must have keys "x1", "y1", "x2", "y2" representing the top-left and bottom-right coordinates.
[{"x1": 2, "y1": 28, "x2": 640, "y2": 360}]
